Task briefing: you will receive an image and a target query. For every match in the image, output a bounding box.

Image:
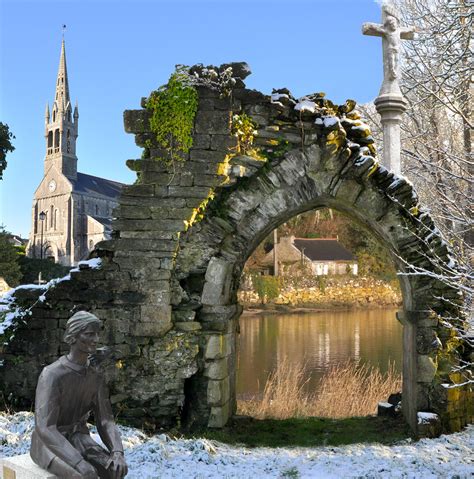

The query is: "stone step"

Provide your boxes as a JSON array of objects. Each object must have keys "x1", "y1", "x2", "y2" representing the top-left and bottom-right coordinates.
[{"x1": 0, "y1": 455, "x2": 56, "y2": 479}]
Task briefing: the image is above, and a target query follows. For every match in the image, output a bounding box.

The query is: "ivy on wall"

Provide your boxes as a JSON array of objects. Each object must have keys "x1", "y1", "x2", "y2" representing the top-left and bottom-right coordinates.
[{"x1": 146, "y1": 67, "x2": 199, "y2": 166}]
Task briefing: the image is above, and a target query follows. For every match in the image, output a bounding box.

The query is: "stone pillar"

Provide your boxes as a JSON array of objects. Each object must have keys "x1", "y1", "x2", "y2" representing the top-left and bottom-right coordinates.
[{"x1": 374, "y1": 94, "x2": 406, "y2": 175}]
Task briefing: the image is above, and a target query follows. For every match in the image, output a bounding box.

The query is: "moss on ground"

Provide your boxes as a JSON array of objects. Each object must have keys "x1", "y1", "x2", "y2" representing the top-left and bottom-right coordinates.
[{"x1": 184, "y1": 415, "x2": 413, "y2": 448}]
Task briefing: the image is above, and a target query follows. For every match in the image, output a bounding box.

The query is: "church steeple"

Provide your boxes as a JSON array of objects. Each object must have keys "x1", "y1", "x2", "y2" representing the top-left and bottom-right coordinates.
[
  {"x1": 44, "y1": 39, "x2": 78, "y2": 180},
  {"x1": 54, "y1": 40, "x2": 70, "y2": 112}
]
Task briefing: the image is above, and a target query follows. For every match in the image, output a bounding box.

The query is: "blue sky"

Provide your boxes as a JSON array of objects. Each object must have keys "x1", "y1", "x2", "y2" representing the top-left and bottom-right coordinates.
[{"x1": 0, "y1": 0, "x2": 383, "y2": 237}]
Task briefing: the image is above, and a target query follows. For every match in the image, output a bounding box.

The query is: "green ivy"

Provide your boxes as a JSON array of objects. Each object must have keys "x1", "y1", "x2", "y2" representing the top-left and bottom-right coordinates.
[
  {"x1": 232, "y1": 113, "x2": 257, "y2": 155},
  {"x1": 145, "y1": 68, "x2": 198, "y2": 165}
]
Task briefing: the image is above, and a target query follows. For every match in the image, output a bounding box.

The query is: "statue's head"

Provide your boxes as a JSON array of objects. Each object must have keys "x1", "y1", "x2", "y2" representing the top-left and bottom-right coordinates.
[
  {"x1": 383, "y1": 3, "x2": 400, "y2": 26},
  {"x1": 64, "y1": 311, "x2": 102, "y2": 345}
]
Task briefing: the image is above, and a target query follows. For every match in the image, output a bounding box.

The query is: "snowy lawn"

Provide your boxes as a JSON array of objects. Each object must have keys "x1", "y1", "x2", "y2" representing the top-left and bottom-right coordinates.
[{"x1": 1, "y1": 412, "x2": 473, "y2": 478}]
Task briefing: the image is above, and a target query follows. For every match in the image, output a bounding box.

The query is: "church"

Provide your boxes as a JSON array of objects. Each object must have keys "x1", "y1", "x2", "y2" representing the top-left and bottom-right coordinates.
[{"x1": 27, "y1": 40, "x2": 124, "y2": 266}]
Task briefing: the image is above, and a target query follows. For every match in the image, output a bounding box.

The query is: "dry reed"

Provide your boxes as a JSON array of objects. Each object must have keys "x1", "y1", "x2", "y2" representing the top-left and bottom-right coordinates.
[{"x1": 237, "y1": 359, "x2": 402, "y2": 419}]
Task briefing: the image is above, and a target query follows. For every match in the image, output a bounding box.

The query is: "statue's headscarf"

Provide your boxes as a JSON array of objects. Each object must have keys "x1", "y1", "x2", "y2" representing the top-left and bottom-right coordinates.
[{"x1": 63, "y1": 311, "x2": 102, "y2": 344}]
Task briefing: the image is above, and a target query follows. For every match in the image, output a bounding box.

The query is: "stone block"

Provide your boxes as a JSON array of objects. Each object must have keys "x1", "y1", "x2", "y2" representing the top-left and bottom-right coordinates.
[
  {"x1": 201, "y1": 257, "x2": 233, "y2": 306},
  {"x1": 195, "y1": 110, "x2": 231, "y2": 135},
  {"x1": 208, "y1": 400, "x2": 231, "y2": 428},
  {"x1": 210, "y1": 134, "x2": 238, "y2": 151},
  {"x1": 417, "y1": 355, "x2": 437, "y2": 383},
  {"x1": 204, "y1": 357, "x2": 228, "y2": 380},
  {"x1": 190, "y1": 149, "x2": 226, "y2": 163},
  {"x1": 174, "y1": 321, "x2": 202, "y2": 331},
  {"x1": 123, "y1": 109, "x2": 151, "y2": 134},
  {"x1": 204, "y1": 334, "x2": 232, "y2": 359},
  {"x1": 1, "y1": 455, "x2": 56, "y2": 478},
  {"x1": 207, "y1": 377, "x2": 230, "y2": 406},
  {"x1": 168, "y1": 186, "x2": 211, "y2": 199}
]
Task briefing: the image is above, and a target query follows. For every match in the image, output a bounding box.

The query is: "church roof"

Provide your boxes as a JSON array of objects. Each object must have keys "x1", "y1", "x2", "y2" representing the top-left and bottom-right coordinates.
[
  {"x1": 293, "y1": 238, "x2": 355, "y2": 261},
  {"x1": 90, "y1": 216, "x2": 113, "y2": 230},
  {"x1": 72, "y1": 172, "x2": 124, "y2": 199}
]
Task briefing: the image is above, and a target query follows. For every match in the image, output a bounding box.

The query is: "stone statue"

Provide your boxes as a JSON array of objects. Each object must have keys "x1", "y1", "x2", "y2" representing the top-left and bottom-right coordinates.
[
  {"x1": 362, "y1": 2, "x2": 415, "y2": 97},
  {"x1": 30, "y1": 311, "x2": 128, "y2": 479},
  {"x1": 362, "y1": 1, "x2": 416, "y2": 175}
]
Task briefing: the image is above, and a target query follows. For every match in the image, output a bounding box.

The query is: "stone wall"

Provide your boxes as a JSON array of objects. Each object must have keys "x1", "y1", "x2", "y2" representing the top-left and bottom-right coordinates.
[{"x1": 0, "y1": 63, "x2": 471, "y2": 434}]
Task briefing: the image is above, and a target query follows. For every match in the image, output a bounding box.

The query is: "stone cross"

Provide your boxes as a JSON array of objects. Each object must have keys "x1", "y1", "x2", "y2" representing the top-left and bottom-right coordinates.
[{"x1": 362, "y1": 2, "x2": 415, "y2": 175}]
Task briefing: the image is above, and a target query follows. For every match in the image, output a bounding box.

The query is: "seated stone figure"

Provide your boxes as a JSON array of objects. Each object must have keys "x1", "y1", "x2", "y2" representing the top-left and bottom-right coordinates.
[{"x1": 30, "y1": 311, "x2": 128, "y2": 479}]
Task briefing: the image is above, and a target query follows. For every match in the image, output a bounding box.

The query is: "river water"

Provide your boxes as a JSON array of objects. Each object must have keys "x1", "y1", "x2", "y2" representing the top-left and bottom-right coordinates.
[{"x1": 236, "y1": 308, "x2": 402, "y2": 397}]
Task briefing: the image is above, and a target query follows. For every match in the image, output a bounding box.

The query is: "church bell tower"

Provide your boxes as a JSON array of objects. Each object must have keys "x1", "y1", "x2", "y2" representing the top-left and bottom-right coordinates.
[{"x1": 44, "y1": 40, "x2": 79, "y2": 180}]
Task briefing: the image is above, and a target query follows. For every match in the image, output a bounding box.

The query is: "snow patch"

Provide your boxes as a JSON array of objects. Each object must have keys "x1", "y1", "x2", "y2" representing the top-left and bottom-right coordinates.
[
  {"x1": 1, "y1": 412, "x2": 473, "y2": 478},
  {"x1": 315, "y1": 116, "x2": 338, "y2": 127},
  {"x1": 294, "y1": 100, "x2": 316, "y2": 113},
  {"x1": 271, "y1": 93, "x2": 289, "y2": 102},
  {"x1": 417, "y1": 412, "x2": 439, "y2": 424}
]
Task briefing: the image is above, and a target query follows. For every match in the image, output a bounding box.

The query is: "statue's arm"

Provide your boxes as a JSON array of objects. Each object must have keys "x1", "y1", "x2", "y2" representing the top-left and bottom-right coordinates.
[
  {"x1": 94, "y1": 376, "x2": 124, "y2": 454},
  {"x1": 362, "y1": 22, "x2": 385, "y2": 37},
  {"x1": 34, "y1": 371, "x2": 85, "y2": 468}
]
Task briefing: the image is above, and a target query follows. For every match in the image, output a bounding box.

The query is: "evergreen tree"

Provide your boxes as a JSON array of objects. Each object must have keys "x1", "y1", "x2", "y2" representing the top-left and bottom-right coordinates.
[{"x1": 0, "y1": 228, "x2": 21, "y2": 287}]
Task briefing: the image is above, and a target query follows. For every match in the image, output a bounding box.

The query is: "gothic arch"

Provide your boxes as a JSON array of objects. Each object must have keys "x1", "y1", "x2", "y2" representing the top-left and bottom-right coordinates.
[{"x1": 174, "y1": 139, "x2": 466, "y2": 430}]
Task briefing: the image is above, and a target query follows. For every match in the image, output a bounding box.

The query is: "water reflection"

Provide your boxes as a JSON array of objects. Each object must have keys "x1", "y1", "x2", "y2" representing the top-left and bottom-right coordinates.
[{"x1": 237, "y1": 308, "x2": 402, "y2": 397}]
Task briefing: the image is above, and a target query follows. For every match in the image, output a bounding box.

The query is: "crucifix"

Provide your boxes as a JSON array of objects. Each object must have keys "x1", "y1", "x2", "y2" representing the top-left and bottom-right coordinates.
[{"x1": 362, "y1": 3, "x2": 416, "y2": 175}]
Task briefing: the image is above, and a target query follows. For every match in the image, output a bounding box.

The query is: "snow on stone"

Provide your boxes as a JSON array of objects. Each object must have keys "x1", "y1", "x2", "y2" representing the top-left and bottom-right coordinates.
[
  {"x1": 271, "y1": 93, "x2": 289, "y2": 102},
  {"x1": 78, "y1": 257, "x2": 102, "y2": 269},
  {"x1": 315, "y1": 116, "x2": 339, "y2": 128},
  {"x1": 294, "y1": 100, "x2": 317, "y2": 113},
  {"x1": 1, "y1": 412, "x2": 473, "y2": 478},
  {"x1": 417, "y1": 412, "x2": 439, "y2": 424}
]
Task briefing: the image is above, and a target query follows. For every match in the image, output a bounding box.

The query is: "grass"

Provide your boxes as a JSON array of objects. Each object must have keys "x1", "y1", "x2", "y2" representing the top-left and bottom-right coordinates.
[
  {"x1": 237, "y1": 359, "x2": 402, "y2": 419},
  {"x1": 184, "y1": 360, "x2": 409, "y2": 448},
  {"x1": 193, "y1": 415, "x2": 412, "y2": 448}
]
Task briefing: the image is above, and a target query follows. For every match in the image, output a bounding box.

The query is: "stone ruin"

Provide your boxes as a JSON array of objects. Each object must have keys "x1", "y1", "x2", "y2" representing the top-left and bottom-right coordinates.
[{"x1": 0, "y1": 63, "x2": 472, "y2": 435}]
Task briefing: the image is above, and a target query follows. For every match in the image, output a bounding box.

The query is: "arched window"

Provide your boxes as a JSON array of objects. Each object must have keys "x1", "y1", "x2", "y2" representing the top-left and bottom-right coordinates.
[
  {"x1": 54, "y1": 209, "x2": 58, "y2": 230},
  {"x1": 89, "y1": 240, "x2": 94, "y2": 251},
  {"x1": 67, "y1": 110, "x2": 71, "y2": 122},
  {"x1": 44, "y1": 212, "x2": 48, "y2": 231},
  {"x1": 53, "y1": 110, "x2": 56, "y2": 122},
  {"x1": 50, "y1": 205, "x2": 54, "y2": 228},
  {"x1": 54, "y1": 129, "x2": 60, "y2": 152},
  {"x1": 47, "y1": 131, "x2": 53, "y2": 154},
  {"x1": 95, "y1": 205, "x2": 99, "y2": 216}
]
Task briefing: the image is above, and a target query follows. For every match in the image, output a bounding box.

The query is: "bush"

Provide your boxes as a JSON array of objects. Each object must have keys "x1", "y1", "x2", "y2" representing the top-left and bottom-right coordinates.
[
  {"x1": 252, "y1": 275, "x2": 281, "y2": 304},
  {"x1": 18, "y1": 256, "x2": 70, "y2": 285},
  {"x1": 0, "y1": 229, "x2": 21, "y2": 287}
]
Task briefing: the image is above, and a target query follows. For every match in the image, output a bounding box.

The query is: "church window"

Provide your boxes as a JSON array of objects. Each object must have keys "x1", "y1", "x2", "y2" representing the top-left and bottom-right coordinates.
[
  {"x1": 47, "y1": 131, "x2": 53, "y2": 154},
  {"x1": 95, "y1": 205, "x2": 99, "y2": 215},
  {"x1": 67, "y1": 111, "x2": 71, "y2": 122},
  {"x1": 54, "y1": 129, "x2": 60, "y2": 152},
  {"x1": 44, "y1": 212, "x2": 48, "y2": 231},
  {"x1": 89, "y1": 240, "x2": 94, "y2": 251},
  {"x1": 54, "y1": 209, "x2": 58, "y2": 230},
  {"x1": 50, "y1": 205, "x2": 54, "y2": 228},
  {"x1": 52, "y1": 110, "x2": 56, "y2": 122}
]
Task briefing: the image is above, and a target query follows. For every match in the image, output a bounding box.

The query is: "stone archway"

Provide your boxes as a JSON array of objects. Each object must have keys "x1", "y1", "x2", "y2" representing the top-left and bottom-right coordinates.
[
  {"x1": 173, "y1": 142, "x2": 462, "y2": 431},
  {"x1": 1, "y1": 63, "x2": 470, "y2": 434}
]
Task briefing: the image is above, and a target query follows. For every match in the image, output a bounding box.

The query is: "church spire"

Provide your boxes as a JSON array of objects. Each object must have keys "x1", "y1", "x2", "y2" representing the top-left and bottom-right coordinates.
[
  {"x1": 44, "y1": 38, "x2": 78, "y2": 180},
  {"x1": 54, "y1": 40, "x2": 70, "y2": 112}
]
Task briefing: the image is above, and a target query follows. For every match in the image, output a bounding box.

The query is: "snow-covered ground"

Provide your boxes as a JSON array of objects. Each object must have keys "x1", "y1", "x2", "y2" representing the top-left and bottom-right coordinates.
[{"x1": 1, "y1": 412, "x2": 473, "y2": 478}]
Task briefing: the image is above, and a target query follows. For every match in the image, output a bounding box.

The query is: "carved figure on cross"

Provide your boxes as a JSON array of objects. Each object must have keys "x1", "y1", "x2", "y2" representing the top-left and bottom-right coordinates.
[{"x1": 363, "y1": 3, "x2": 415, "y2": 96}]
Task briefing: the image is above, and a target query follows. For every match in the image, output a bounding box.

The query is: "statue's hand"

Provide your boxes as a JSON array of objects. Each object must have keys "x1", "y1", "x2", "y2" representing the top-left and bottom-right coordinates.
[
  {"x1": 75, "y1": 458, "x2": 98, "y2": 479},
  {"x1": 106, "y1": 451, "x2": 128, "y2": 479}
]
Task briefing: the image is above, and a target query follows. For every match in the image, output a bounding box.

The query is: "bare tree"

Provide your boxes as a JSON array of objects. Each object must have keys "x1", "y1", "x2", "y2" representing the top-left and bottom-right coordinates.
[{"x1": 361, "y1": 0, "x2": 472, "y2": 382}]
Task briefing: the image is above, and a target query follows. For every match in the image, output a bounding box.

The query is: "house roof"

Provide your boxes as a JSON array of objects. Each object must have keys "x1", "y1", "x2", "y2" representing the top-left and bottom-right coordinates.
[
  {"x1": 293, "y1": 238, "x2": 355, "y2": 261},
  {"x1": 72, "y1": 172, "x2": 124, "y2": 199}
]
